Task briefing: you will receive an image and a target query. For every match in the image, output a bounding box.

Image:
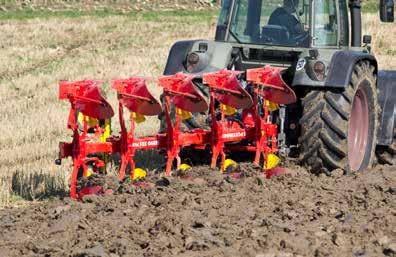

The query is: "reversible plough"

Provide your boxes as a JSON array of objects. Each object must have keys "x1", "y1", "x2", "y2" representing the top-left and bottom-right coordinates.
[{"x1": 56, "y1": 66, "x2": 297, "y2": 199}]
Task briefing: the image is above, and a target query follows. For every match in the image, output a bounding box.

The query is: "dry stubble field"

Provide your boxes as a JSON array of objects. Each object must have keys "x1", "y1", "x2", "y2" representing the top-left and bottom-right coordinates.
[
  {"x1": 0, "y1": 9, "x2": 217, "y2": 206},
  {"x1": 0, "y1": 9, "x2": 395, "y2": 207}
]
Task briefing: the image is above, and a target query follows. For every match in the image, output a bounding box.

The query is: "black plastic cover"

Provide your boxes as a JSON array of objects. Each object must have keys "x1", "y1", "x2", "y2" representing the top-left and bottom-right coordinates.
[
  {"x1": 163, "y1": 40, "x2": 199, "y2": 75},
  {"x1": 325, "y1": 50, "x2": 377, "y2": 88},
  {"x1": 377, "y1": 70, "x2": 396, "y2": 146}
]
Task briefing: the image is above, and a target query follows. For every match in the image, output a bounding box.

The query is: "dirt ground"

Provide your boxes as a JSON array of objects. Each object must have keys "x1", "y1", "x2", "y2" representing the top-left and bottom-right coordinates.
[{"x1": 0, "y1": 163, "x2": 395, "y2": 257}]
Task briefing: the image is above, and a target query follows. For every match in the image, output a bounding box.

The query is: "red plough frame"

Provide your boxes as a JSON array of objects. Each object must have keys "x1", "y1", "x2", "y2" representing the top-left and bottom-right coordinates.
[{"x1": 57, "y1": 66, "x2": 296, "y2": 199}]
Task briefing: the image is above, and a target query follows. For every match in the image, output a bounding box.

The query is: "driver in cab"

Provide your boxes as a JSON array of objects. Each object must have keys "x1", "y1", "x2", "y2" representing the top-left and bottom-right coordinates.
[{"x1": 268, "y1": 0, "x2": 306, "y2": 40}]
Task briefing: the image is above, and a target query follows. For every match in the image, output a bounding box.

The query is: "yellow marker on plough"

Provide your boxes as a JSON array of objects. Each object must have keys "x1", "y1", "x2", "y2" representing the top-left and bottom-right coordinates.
[{"x1": 176, "y1": 108, "x2": 192, "y2": 120}]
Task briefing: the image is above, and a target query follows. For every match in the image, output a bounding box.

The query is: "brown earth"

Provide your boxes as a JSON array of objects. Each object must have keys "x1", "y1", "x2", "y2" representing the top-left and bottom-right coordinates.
[{"x1": 0, "y1": 163, "x2": 395, "y2": 257}]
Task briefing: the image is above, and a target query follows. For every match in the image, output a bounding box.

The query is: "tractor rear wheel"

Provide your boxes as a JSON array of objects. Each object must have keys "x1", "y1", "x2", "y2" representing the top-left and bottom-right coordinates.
[{"x1": 299, "y1": 61, "x2": 378, "y2": 174}]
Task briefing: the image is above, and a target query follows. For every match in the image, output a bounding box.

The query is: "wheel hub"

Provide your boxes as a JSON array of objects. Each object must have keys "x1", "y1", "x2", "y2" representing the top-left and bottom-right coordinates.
[{"x1": 348, "y1": 85, "x2": 369, "y2": 171}]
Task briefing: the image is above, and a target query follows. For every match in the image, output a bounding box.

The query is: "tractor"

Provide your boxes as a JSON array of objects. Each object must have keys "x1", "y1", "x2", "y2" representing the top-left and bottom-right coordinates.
[{"x1": 161, "y1": 0, "x2": 396, "y2": 174}]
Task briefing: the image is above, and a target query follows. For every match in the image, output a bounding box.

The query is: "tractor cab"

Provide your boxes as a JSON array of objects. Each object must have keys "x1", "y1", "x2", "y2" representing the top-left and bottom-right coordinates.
[{"x1": 216, "y1": 0, "x2": 349, "y2": 48}]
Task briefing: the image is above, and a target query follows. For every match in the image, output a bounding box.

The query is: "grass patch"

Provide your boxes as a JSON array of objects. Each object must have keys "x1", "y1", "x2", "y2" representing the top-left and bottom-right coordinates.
[
  {"x1": 8, "y1": 193, "x2": 24, "y2": 204},
  {"x1": 0, "y1": 3, "x2": 380, "y2": 20},
  {"x1": 362, "y1": 0, "x2": 380, "y2": 13},
  {"x1": 0, "y1": 8, "x2": 217, "y2": 21},
  {"x1": 11, "y1": 170, "x2": 68, "y2": 201},
  {"x1": 386, "y1": 49, "x2": 396, "y2": 56}
]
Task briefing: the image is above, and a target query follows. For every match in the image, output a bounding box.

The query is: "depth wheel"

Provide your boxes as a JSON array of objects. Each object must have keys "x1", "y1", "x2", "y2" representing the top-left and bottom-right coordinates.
[{"x1": 299, "y1": 61, "x2": 378, "y2": 174}]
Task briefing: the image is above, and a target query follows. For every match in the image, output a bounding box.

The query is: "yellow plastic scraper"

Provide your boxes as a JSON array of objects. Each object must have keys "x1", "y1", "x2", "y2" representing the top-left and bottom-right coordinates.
[
  {"x1": 223, "y1": 159, "x2": 238, "y2": 173},
  {"x1": 179, "y1": 163, "x2": 192, "y2": 172},
  {"x1": 265, "y1": 100, "x2": 279, "y2": 112},
  {"x1": 131, "y1": 112, "x2": 146, "y2": 124},
  {"x1": 265, "y1": 153, "x2": 281, "y2": 170},
  {"x1": 221, "y1": 104, "x2": 237, "y2": 116},
  {"x1": 176, "y1": 108, "x2": 192, "y2": 120},
  {"x1": 85, "y1": 167, "x2": 93, "y2": 177},
  {"x1": 78, "y1": 112, "x2": 98, "y2": 128},
  {"x1": 99, "y1": 119, "x2": 111, "y2": 143},
  {"x1": 132, "y1": 168, "x2": 147, "y2": 181}
]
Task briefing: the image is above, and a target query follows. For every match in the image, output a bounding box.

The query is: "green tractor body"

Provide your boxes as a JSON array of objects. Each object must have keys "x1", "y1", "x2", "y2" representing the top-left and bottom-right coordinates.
[{"x1": 163, "y1": 0, "x2": 396, "y2": 173}]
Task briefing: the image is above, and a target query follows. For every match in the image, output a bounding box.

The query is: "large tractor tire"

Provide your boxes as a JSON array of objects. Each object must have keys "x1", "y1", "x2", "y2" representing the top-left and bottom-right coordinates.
[{"x1": 299, "y1": 61, "x2": 378, "y2": 174}]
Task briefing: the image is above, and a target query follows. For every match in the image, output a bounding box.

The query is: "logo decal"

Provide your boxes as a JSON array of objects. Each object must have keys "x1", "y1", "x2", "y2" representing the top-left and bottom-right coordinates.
[{"x1": 296, "y1": 58, "x2": 306, "y2": 71}]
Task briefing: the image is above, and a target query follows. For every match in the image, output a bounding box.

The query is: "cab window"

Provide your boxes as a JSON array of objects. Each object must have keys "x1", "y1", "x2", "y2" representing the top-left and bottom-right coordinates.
[
  {"x1": 313, "y1": 0, "x2": 338, "y2": 46},
  {"x1": 229, "y1": 0, "x2": 310, "y2": 47}
]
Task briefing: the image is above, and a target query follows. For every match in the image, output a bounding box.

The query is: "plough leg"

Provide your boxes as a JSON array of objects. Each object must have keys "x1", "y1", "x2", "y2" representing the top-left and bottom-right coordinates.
[{"x1": 70, "y1": 163, "x2": 80, "y2": 199}]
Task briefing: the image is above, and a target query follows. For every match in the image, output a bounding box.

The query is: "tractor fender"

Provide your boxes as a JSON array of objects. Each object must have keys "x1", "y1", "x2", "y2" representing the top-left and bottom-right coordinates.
[
  {"x1": 163, "y1": 40, "x2": 233, "y2": 76},
  {"x1": 377, "y1": 70, "x2": 396, "y2": 146},
  {"x1": 325, "y1": 50, "x2": 378, "y2": 88}
]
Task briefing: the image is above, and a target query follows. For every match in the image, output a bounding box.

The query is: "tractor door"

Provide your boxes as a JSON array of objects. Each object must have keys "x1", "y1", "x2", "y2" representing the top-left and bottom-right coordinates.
[{"x1": 312, "y1": 0, "x2": 349, "y2": 47}]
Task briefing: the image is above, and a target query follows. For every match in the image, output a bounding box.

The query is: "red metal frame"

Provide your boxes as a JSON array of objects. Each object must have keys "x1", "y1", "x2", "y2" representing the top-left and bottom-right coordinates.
[
  {"x1": 158, "y1": 73, "x2": 209, "y2": 175},
  {"x1": 246, "y1": 78, "x2": 277, "y2": 170},
  {"x1": 246, "y1": 66, "x2": 297, "y2": 105},
  {"x1": 58, "y1": 80, "x2": 115, "y2": 199},
  {"x1": 112, "y1": 78, "x2": 162, "y2": 181},
  {"x1": 58, "y1": 67, "x2": 297, "y2": 199},
  {"x1": 203, "y1": 70, "x2": 253, "y2": 170}
]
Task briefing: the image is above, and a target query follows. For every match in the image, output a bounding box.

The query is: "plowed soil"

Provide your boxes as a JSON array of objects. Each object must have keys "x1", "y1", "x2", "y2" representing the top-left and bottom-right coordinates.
[{"x1": 0, "y1": 164, "x2": 395, "y2": 257}]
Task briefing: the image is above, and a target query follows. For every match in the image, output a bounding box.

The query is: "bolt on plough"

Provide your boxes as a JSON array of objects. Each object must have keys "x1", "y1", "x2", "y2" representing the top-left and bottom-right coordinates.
[{"x1": 56, "y1": 66, "x2": 297, "y2": 199}]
